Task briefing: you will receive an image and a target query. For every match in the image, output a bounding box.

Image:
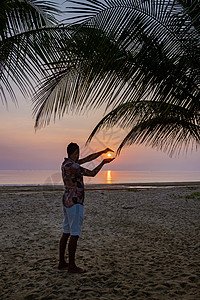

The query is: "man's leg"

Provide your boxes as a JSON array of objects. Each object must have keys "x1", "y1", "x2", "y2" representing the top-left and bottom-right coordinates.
[
  {"x1": 68, "y1": 235, "x2": 87, "y2": 273},
  {"x1": 68, "y1": 235, "x2": 78, "y2": 269},
  {"x1": 58, "y1": 233, "x2": 70, "y2": 269},
  {"x1": 67, "y1": 204, "x2": 87, "y2": 273}
]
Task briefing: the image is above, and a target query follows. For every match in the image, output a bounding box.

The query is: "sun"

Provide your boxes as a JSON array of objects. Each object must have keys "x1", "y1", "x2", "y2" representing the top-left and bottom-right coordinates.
[{"x1": 107, "y1": 153, "x2": 112, "y2": 157}]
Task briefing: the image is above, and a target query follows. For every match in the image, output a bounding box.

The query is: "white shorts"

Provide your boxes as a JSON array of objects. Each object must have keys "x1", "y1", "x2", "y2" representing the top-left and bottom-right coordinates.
[{"x1": 63, "y1": 204, "x2": 84, "y2": 237}]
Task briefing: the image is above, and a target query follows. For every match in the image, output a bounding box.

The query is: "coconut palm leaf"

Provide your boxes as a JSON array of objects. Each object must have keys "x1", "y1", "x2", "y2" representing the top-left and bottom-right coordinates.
[
  {"x1": 0, "y1": 0, "x2": 58, "y2": 39},
  {"x1": 0, "y1": 0, "x2": 61, "y2": 103},
  {"x1": 86, "y1": 100, "x2": 200, "y2": 155},
  {"x1": 116, "y1": 117, "x2": 200, "y2": 156},
  {"x1": 34, "y1": 0, "x2": 200, "y2": 112},
  {"x1": 33, "y1": 0, "x2": 200, "y2": 154}
]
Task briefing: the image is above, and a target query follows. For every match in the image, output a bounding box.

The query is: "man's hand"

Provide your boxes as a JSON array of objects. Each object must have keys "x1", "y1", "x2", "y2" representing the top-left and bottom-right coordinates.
[
  {"x1": 84, "y1": 157, "x2": 115, "y2": 177},
  {"x1": 102, "y1": 157, "x2": 115, "y2": 164},
  {"x1": 78, "y1": 148, "x2": 114, "y2": 165},
  {"x1": 103, "y1": 148, "x2": 114, "y2": 154}
]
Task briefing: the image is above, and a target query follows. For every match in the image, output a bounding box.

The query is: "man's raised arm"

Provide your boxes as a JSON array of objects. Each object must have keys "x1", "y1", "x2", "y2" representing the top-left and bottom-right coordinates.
[
  {"x1": 78, "y1": 148, "x2": 114, "y2": 165},
  {"x1": 84, "y1": 158, "x2": 115, "y2": 177}
]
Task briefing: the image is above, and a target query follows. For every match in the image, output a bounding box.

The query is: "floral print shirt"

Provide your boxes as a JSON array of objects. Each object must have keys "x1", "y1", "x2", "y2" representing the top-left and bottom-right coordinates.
[{"x1": 61, "y1": 157, "x2": 87, "y2": 208}]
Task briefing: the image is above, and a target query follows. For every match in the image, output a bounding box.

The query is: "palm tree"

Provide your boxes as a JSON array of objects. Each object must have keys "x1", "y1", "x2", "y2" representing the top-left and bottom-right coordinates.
[
  {"x1": 0, "y1": 0, "x2": 62, "y2": 104},
  {"x1": 33, "y1": 0, "x2": 200, "y2": 156}
]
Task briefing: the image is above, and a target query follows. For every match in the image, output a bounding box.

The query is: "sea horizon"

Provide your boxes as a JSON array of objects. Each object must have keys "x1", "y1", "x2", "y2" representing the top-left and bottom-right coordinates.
[{"x1": 0, "y1": 169, "x2": 199, "y2": 186}]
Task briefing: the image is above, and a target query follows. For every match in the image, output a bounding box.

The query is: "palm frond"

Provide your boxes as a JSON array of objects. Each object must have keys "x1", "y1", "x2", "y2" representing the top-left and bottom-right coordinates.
[
  {"x1": 117, "y1": 116, "x2": 200, "y2": 156},
  {"x1": 33, "y1": 0, "x2": 200, "y2": 155},
  {"x1": 0, "y1": 0, "x2": 59, "y2": 40},
  {"x1": 87, "y1": 100, "x2": 200, "y2": 155},
  {"x1": 0, "y1": 0, "x2": 61, "y2": 102},
  {"x1": 34, "y1": 19, "x2": 199, "y2": 119},
  {"x1": 177, "y1": 0, "x2": 200, "y2": 33}
]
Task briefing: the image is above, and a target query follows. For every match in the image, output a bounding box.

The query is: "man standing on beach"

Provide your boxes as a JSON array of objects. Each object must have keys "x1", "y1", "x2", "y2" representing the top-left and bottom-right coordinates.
[{"x1": 58, "y1": 142, "x2": 114, "y2": 273}]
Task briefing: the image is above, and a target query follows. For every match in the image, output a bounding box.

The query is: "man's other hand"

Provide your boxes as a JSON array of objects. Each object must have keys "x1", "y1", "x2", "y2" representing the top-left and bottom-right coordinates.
[
  {"x1": 103, "y1": 158, "x2": 115, "y2": 164},
  {"x1": 103, "y1": 148, "x2": 114, "y2": 153}
]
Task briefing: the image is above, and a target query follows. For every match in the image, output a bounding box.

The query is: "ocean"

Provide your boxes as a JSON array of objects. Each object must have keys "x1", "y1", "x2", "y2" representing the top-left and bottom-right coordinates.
[{"x1": 0, "y1": 169, "x2": 199, "y2": 185}]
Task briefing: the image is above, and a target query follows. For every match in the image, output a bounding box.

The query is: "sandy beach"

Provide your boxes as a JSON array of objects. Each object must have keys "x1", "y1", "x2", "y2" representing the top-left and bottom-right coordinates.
[{"x1": 1, "y1": 183, "x2": 200, "y2": 299}]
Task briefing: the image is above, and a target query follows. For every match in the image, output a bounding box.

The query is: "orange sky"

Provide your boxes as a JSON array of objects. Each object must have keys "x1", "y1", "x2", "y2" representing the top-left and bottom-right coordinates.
[{"x1": 0, "y1": 93, "x2": 199, "y2": 171}]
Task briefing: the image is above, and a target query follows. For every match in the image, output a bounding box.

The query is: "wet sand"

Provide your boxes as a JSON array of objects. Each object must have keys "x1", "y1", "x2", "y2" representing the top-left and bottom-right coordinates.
[{"x1": 1, "y1": 183, "x2": 200, "y2": 299}]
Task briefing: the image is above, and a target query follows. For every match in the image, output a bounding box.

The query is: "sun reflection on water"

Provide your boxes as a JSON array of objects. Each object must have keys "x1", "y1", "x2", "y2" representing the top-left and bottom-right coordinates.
[{"x1": 106, "y1": 170, "x2": 112, "y2": 184}]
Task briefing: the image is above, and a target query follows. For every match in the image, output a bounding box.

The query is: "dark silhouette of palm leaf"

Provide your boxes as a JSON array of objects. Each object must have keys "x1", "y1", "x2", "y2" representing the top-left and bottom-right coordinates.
[
  {"x1": 33, "y1": 0, "x2": 200, "y2": 155},
  {"x1": 116, "y1": 118, "x2": 199, "y2": 156},
  {"x1": 0, "y1": 0, "x2": 61, "y2": 103},
  {"x1": 87, "y1": 100, "x2": 200, "y2": 155}
]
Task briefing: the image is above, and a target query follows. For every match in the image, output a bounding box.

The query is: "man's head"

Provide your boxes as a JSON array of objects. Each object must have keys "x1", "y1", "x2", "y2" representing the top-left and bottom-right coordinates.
[{"x1": 67, "y1": 142, "x2": 79, "y2": 162}]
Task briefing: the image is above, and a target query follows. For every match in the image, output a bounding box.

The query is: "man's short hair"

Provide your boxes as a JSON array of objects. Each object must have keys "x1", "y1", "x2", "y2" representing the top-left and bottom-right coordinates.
[{"x1": 67, "y1": 142, "x2": 79, "y2": 156}]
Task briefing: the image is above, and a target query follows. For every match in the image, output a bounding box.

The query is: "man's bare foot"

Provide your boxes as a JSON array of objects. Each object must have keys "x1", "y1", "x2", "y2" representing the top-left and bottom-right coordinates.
[
  {"x1": 68, "y1": 266, "x2": 87, "y2": 273},
  {"x1": 58, "y1": 261, "x2": 69, "y2": 270}
]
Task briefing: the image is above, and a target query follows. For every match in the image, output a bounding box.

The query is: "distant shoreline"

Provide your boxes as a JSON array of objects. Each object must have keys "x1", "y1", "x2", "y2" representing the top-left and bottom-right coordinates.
[{"x1": 0, "y1": 181, "x2": 200, "y2": 191}]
